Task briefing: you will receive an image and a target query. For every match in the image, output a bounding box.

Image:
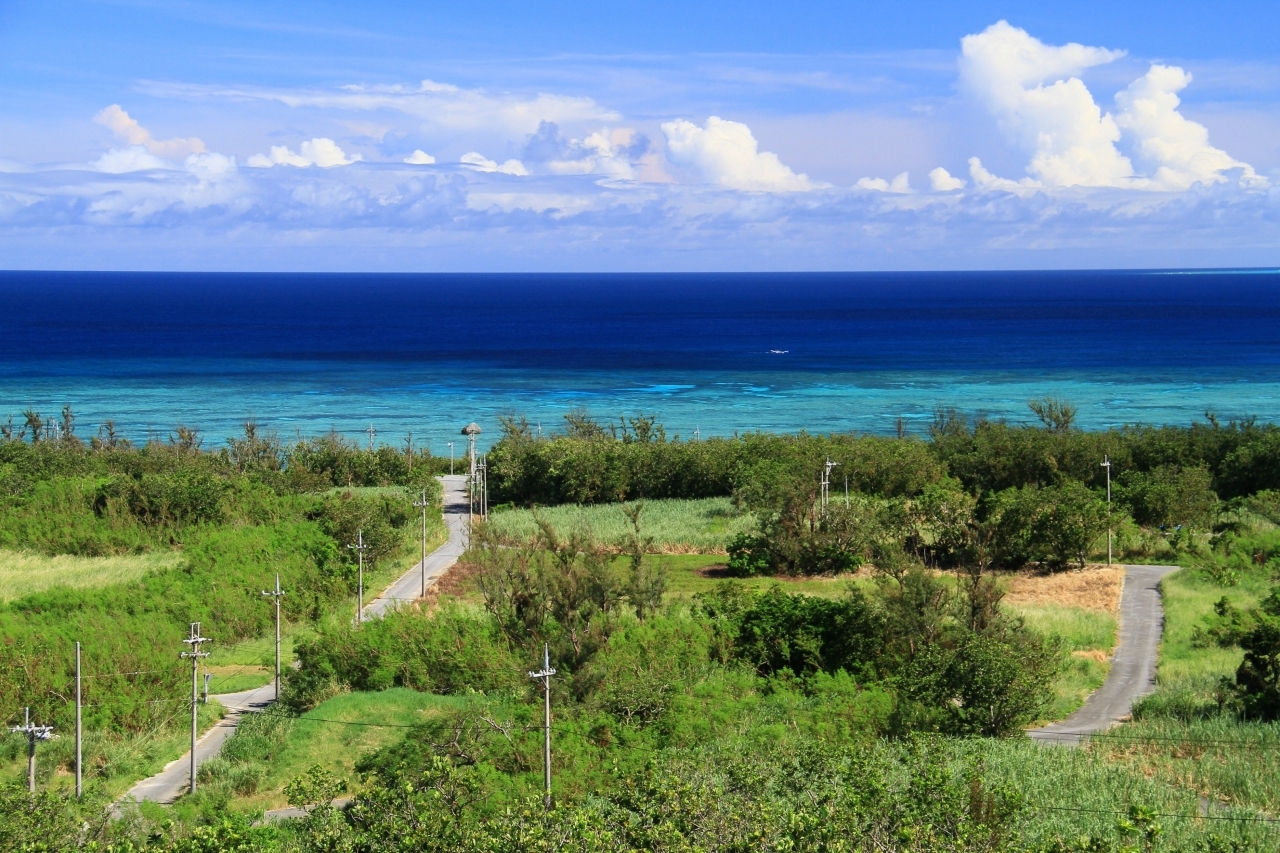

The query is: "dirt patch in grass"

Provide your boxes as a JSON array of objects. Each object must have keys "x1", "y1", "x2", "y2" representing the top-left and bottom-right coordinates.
[
  {"x1": 1072, "y1": 649, "x2": 1110, "y2": 663},
  {"x1": 422, "y1": 559, "x2": 483, "y2": 606},
  {"x1": 1003, "y1": 565, "x2": 1124, "y2": 614}
]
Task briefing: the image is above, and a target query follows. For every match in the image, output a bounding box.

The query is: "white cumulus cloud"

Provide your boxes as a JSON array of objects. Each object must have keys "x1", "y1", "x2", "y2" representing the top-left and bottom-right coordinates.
[
  {"x1": 1115, "y1": 64, "x2": 1265, "y2": 190},
  {"x1": 958, "y1": 21, "x2": 1263, "y2": 193},
  {"x1": 661, "y1": 116, "x2": 812, "y2": 192},
  {"x1": 960, "y1": 21, "x2": 1134, "y2": 188},
  {"x1": 93, "y1": 146, "x2": 170, "y2": 173},
  {"x1": 247, "y1": 138, "x2": 361, "y2": 168},
  {"x1": 856, "y1": 172, "x2": 911, "y2": 193},
  {"x1": 460, "y1": 152, "x2": 528, "y2": 175},
  {"x1": 94, "y1": 105, "x2": 206, "y2": 159},
  {"x1": 404, "y1": 150, "x2": 436, "y2": 165},
  {"x1": 967, "y1": 157, "x2": 1041, "y2": 196},
  {"x1": 929, "y1": 168, "x2": 967, "y2": 191}
]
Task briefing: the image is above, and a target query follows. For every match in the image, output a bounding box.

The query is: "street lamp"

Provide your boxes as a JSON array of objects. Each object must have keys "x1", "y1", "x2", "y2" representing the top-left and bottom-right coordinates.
[
  {"x1": 448, "y1": 442, "x2": 454, "y2": 476},
  {"x1": 1101, "y1": 455, "x2": 1112, "y2": 566}
]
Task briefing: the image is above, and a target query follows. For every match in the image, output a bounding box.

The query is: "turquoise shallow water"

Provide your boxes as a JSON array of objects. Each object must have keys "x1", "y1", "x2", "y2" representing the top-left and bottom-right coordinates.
[{"x1": 2, "y1": 270, "x2": 1279, "y2": 450}]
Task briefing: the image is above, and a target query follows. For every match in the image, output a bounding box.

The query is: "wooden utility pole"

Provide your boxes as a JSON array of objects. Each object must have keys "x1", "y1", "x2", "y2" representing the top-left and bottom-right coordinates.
[
  {"x1": 180, "y1": 622, "x2": 211, "y2": 794},
  {"x1": 12, "y1": 707, "x2": 54, "y2": 793},
  {"x1": 261, "y1": 574, "x2": 285, "y2": 700},
  {"x1": 75, "y1": 642, "x2": 82, "y2": 797},
  {"x1": 348, "y1": 531, "x2": 367, "y2": 624},
  {"x1": 414, "y1": 489, "x2": 430, "y2": 598},
  {"x1": 528, "y1": 644, "x2": 556, "y2": 810}
]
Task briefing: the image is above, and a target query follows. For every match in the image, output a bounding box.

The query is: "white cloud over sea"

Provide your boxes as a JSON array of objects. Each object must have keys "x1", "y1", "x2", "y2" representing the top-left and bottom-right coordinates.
[{"x1": 0, "y1": 21, "x2": 1275, "y2": 269}]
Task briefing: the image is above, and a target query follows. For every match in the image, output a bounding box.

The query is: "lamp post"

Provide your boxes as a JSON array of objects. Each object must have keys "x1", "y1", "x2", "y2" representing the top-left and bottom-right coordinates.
[
  {"x1": 462, "y1": 423, "x2": 482, "y2": 516},
  {"x1": 1101, "y1": 455, "x2": 1112, "y2": 566},
  {"x1": 448, "y1": 442, "x2": 454, "y2": 476}
]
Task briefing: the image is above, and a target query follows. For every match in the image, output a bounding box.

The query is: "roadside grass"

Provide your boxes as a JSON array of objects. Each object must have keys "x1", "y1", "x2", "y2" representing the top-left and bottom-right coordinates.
[
  {"x1": 212, "y1": 688, "x2": 466, "y2": 812},
  {"x1": 1010, "y1": 603, "x2": 1117, "y2": 724},
  {"x1": 486, "y1": 497, "x2": 754, "y2": 554},
  {"x1": 0, "y1": 548, "x2": 182, "y2": 602},
  {"x1": 1089, "y1": 552, "x2": 1280, "y2": 815},
  {"x1": 1153, "y1": 565, "x2": 1266, "y2": 697},
  {"x1": 0, "y1": 699, "x2": 225, "y2": 799},
  {"x1": 199, "y1": 518, "x2": 449, "y2": 696}
]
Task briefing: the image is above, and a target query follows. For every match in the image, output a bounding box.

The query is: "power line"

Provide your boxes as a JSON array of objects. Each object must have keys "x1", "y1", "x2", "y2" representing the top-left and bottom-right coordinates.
[{"x1": 1028, "y1": 804, "x2": 1280, "y2": 825}]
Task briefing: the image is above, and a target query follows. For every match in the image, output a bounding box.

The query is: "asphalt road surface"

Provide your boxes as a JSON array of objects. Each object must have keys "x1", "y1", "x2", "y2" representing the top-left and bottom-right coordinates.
[
  {"x1": 1029, "y1": 564, "x2": 1180, "y2": 746},
  {"x1": 117, "y1": 476, "x2": 470, "y2": 809},
  {"x1": 363, "y1": 475, "x2": 469, "y2": 618},
  {"x1": 119, "y1": 682, "x2": 277, "y2": 805}
]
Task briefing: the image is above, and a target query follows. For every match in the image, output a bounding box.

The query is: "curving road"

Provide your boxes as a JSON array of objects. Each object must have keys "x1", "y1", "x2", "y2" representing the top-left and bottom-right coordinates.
[
  {"x1": 115, "y1": 476, "x2": 471, "y2": 808},
  {"x1": 1029, "y1": 564, "x2": 1180, "y2": 746}
]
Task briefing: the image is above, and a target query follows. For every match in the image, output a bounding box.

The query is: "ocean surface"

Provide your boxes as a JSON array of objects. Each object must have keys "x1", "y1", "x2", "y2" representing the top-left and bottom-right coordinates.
[{"x1": 2, "y1": 269, "x2": 1280, "y2": 452}]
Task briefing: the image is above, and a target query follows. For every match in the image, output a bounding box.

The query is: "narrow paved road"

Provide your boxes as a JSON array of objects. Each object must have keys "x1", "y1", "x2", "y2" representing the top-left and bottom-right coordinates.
[
  {"x1": 1029, "y1": 564, "x2": 1179, "y2": 746},
  {"x1": 117, "y1": 476, "x2": 470, "y2": 809},
  {"x1": 363, "y1": 475, "x2": 469, "y2": 618},
  {"x1": 120, "y1": 682, "x2": 277, "y2": 805}
]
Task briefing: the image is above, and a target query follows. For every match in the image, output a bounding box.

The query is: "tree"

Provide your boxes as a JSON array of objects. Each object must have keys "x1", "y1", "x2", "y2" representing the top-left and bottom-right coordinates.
[
  {"x1": 1117, "y1": 464, "x2": 1218, "y2": 530},
  {"x1": 1234, "y1": 588, "x2": 1280, "y2": 720},
  {"x1": 1032, "y1": 481, "x2": 1110, "y2": 569},
  {"x1": 1029, "y1": 396, "x2": 1077, "y2": 433}
]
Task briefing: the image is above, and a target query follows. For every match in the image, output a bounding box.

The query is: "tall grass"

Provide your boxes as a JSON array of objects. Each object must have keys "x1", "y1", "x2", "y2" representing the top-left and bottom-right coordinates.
[
  {"x1": 975, "y1": 737, "x2": 1280, "y2": 848},
  {"x1": 0, "y1": 549, "x2": 182, "y2": 602},
  {"x1": 1090, "y1": 715, "x2": 1280, "y2": 816},
  {"x1": 484, "y1": 497, "x2": 755, "y2": 553}
]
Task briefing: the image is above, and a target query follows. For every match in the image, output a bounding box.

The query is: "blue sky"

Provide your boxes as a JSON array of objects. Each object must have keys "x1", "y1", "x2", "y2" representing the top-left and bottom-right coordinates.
[{"x1": 1, "y1": 1, "x2": 1278, "y2": 271}]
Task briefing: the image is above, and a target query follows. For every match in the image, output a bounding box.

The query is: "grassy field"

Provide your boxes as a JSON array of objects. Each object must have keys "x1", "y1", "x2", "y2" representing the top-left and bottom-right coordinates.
[
  {"x1": 485, "y1": 497, "x2": 755, "y2": 554},
  {"x1": 201, "y1": 688, "x2": 465, "y2": 813},
  {"x1": 977, "y1": 736, "x2": 1280, "y2": 847},
  {"x1": 0, "y1": 548, "x2": 183, "y2": 602}
]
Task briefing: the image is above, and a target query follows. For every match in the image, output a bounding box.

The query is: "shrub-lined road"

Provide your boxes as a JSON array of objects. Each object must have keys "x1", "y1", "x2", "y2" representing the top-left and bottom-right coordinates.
[
  {"x1": 363, "y1": 476, "x2": 469, "y2": 618},
  {"x1": 1029, "y1": 564, "x2": 1179, "y2": 746},
  {"x1": 116, "y1": 476, "x2": 471, "y2": 808}
]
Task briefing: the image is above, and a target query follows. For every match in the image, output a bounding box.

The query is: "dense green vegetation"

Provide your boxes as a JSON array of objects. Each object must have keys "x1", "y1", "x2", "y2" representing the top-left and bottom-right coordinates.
[
  {"x1": 10, "y1": 404, "x2": 1280, "y2": 851},
  {"x1": 487, "y1": 406, "x2": 1272, "y2": 578},
  {"x1": 0, "y1": 417, "x2": 444, "y2": 778}
]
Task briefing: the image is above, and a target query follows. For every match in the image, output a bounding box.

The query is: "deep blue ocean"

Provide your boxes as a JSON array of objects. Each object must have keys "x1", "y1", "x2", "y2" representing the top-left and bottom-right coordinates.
[{"x1": 2, "y1": 269, "x2": 1280, "y2": 452}]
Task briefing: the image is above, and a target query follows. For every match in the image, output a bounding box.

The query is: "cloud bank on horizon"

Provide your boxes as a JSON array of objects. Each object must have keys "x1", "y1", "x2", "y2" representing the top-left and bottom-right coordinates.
[{"x1": 0, "y1": 20, "x2": 1275, "y2": 270}]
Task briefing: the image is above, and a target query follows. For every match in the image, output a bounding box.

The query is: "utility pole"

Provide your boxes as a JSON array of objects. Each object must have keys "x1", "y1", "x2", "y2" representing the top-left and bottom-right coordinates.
[
  {"x1": 528, "y1": 644, "x2": 556, "y2": 811},
  {"x1": 414, "y1": 489, "x2": 430, "y2": 598},
  {"x1": 75, "y1": 641, "x2": 82, "y2": 797},
  {"x1": 180, "y1": 622, "x2": 211, "y2": 795},
  {"x1": 1102, "y1": 456, "x2": 1113, "y2": 566},
  {"x1": 261, "y1": 574, "x2": 285, "y2": 700},
  {"x1": 367, "y1": 423, "x2": 376, "y2": 452},
  {"x1": 448, "y1": 442, "x2": 454, "y2": 476},
  {"x1": 406, "y1": 431, "x2": 412, "y2": 472},
  {"x1": 820, "y1": 457, "x2": 838, "y2": 511},
  {"x1": 348, "y1": 530, "x2": 367, "y2": 624},
  {"x1": 12, "y1": 708, "x2": 54, "y2": 793},
  {"x1": 694, "y1": 424, "x2": 700, "y2": 441},
  {"x1": 844, "y1": 475, "x2": 849, "y2": 508}
]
